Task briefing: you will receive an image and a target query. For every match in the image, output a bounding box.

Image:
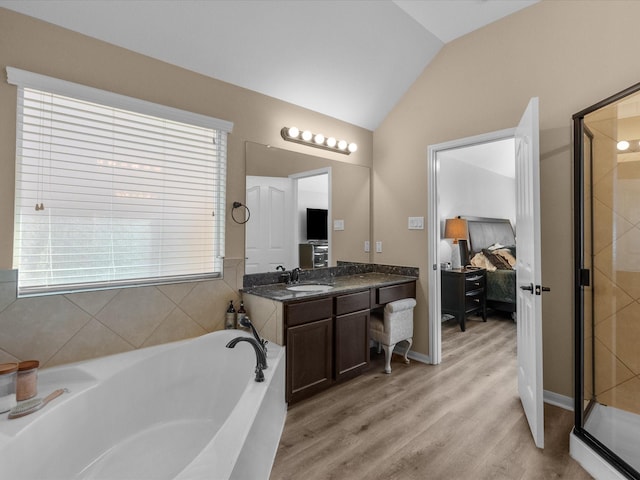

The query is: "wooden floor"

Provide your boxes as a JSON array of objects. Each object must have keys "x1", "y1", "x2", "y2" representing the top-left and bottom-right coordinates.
[{"x1": 270, "y1": 313, "x2": 592, "y2": 480}]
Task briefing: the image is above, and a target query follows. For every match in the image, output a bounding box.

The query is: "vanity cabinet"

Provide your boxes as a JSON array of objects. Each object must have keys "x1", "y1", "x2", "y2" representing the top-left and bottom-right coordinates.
[
  {"x1": 283, "y1": 282, "x2": 415, "y2": 404},
  {"x1": 335, "y1": 291, "x2": 370, "y2": 382},
  {"x1": 285, "y1": 297, "x2": 333, "y2": 404}
]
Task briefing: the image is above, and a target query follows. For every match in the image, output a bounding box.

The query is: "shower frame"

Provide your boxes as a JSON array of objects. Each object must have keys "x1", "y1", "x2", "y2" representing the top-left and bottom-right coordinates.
[{"x1": 573, "y1": 82, "x2": 640, "y2": 480}]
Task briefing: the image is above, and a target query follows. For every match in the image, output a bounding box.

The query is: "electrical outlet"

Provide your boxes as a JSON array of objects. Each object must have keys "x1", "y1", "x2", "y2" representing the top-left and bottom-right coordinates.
[
  {"x1": 364, "y1": 240, "x2": 370, "y2": 252},
  {"x1": 333, "y1": 219, "x2": 345, "y2": 231},
  {"x1": 375, "y1": 241, "x2": 382, "y2": 253}
]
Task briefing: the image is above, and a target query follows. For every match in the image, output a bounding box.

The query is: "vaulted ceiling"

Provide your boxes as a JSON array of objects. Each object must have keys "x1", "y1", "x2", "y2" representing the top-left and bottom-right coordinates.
[{"x1": 0, "y1": 0, "x2": 537, "y2": 130}]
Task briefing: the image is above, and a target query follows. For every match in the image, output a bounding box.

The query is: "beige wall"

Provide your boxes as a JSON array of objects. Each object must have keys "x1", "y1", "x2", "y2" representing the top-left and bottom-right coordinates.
[
  {"x1": 373, "y1": 0, "x2": 640, "y2": 397},
  {"x1": 0, "y1": 8, "x2": 372, "y2": 367}
]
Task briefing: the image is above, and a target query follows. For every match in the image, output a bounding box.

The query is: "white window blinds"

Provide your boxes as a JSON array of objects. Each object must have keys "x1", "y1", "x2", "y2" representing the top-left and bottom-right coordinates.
[{"x1": 7, "y1": 68, "x2": 233, "y2": 296}]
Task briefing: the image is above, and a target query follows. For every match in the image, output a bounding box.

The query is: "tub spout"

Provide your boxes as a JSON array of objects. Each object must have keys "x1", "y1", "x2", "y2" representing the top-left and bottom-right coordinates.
[
  {"x1": 226, "y1": 337, "x2": 267, "y2": 382},
  {"x1": 238, "y1": 316, "x2": 268, "y2": 363}
]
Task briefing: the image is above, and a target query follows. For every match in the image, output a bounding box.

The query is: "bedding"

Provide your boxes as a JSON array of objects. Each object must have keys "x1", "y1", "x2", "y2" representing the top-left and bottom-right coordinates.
[{"x1": 464, "y1": 217, "x2": 517, "y2": 314}]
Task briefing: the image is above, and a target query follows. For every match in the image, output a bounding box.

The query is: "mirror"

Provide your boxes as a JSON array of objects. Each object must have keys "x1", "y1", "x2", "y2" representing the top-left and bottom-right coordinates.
[{"x1": 245, "y1": 141, "x2": 371, "y2": 274}]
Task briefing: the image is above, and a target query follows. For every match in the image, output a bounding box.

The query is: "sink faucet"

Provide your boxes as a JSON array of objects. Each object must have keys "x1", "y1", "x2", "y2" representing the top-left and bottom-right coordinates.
[
  {"x1": 291, "y1": 267, "x2": 301, "y2": 284},
  {"x1": 238, "y1": 316, "x2": 268, "y2": 364},
  {"x1": 276, "y1": 265, "x2": 292, "y2": 285},
  {"x1": 226, "y1": 336, "x2": 267, "y2": 382}
]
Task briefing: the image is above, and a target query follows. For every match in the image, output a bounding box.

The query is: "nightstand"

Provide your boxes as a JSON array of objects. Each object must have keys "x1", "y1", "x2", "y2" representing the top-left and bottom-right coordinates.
[{"x1": 441, "y1": 267, "x2": 486, "y2": 332}]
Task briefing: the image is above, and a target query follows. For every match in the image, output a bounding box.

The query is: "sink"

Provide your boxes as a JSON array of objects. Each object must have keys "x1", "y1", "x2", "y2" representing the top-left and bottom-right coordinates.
[{"x1": 286, "y1": 284, "x2": 334, "y2": 292}]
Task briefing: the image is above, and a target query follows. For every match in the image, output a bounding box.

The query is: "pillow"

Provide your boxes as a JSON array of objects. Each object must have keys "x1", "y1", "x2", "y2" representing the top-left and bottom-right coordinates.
[
  {"x1": 494, "y1": 248, "x2": 516, "y2": 267},
  {"x1": 482, "y1": 248, "x2": 512, "y2": 270},
  {"x1": 470, "y1": 252, "x2": 497, "y2": 272}
]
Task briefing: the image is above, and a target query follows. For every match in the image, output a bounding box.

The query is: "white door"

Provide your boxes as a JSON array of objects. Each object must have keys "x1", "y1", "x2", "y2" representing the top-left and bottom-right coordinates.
[
  {"x1": 245, "y1": 176, "x2": 295, "y2": 274},
  {"x1": 514, "y1": 97, "x2": 544, "y2": 449}
]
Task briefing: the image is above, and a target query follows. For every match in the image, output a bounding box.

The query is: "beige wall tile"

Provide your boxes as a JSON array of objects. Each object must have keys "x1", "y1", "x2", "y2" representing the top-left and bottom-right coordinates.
[
  {"x1": 0, "y1": 295, "x2": 90, "y2": 363},
  {"x1": 179, "y1": 280, "x2": 237, "y2": 331},
  {"x1": 595, "y1": 302, "x2": 640, "y2": 375},
  {"x1": 45, "y1": 319, "x2": 133, "y2": 368},
  {"x1": 95, "y1": 286, "x2": 175, "y2": 347},
  {"x1": 598, "y1": 376, "x2": 640, "y2": 416},
  {"x1": 0, "y1": 348, "x2": 18, "y2": 364},
  {"x1": 157, "y1": 282, "x2": 195, "y2": 306},
  {"x1": 593, "y1": 337, "x2": 635, "y2": 396},
  {"x1": 65, "y1": 288, "x2": 120, "y2": 316},
  {"x1": 0, "y1": 280, "x2": 16, "y2": 313},
  {"x1": 142, "y1": 306, "x2": 207, "y2": 348},
  {"x1": 593, "y1": 269, "x2": 633, "y2": 325}
]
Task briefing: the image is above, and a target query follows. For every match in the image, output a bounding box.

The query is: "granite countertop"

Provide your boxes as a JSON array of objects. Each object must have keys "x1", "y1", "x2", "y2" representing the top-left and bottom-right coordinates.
[{"x1": 241, "y1": 272, "x2": 417, "y2": 302}]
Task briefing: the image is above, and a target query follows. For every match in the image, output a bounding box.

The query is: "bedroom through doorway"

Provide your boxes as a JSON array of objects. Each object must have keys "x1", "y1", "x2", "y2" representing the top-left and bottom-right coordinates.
[{"x1": 436, "y1": 139, "x2": 517, "y2": 348}]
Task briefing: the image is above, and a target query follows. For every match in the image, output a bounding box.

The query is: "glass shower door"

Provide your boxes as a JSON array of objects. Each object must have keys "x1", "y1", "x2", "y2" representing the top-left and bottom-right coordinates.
[{"x1": 575, "y1": 87, "x2": 640, "y2": 479}]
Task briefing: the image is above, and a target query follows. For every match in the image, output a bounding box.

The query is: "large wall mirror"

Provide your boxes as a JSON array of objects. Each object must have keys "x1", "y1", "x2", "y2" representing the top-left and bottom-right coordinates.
[{"x1": 245, "y1": 141, "x2": 371, "y2": 274}]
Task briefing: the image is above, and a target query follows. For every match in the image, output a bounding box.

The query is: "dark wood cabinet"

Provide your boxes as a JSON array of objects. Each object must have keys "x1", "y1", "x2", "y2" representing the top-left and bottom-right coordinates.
[
  {"x1": 441, "y1": 268, "x2": 486, "y2": 332},
  {"x1": 286, "y1": 317, "x2": 333, "y2": 404},
  {"x1": 284, "y1": 280, "x2": 415, "y2": 404},
  {"x1": 335, "y1": 291, "x2": 370, "y2": 382}
]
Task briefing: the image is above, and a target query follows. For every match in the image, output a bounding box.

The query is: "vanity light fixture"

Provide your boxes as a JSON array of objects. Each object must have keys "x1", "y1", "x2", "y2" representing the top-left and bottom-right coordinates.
[{"x1": 281, "y1": 126, "x2": 357, "y2": 155}]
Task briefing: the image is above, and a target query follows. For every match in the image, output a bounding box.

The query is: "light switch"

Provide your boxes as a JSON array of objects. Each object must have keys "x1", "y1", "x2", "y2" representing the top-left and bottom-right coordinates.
[
  {"x1": 364, "y1": 240, "x2": 370, "y2": 252},
  {"x1": 408, "y1": 216, "x2": 424, "y2": 230},
  {"x1": 334, "y1": 219, "x2": 345, "y2": 231},
  {"x1": 375, "y1": 241, "x2": 382, "y2": 253}
]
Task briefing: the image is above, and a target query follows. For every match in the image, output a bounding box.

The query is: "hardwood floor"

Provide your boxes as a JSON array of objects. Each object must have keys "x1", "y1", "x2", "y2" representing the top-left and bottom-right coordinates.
[{"x1": 270, "y1": 313, "x2": 592, "y2": 480}]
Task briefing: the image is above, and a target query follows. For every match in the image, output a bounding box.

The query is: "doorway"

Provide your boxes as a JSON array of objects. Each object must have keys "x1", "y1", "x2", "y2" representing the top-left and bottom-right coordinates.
[
  {"x1": 427, "y1": 96, "x2": 545, "y2": 449},
  {"x1": 427, "y1": 127, "x2": 517, "y2": 364}
]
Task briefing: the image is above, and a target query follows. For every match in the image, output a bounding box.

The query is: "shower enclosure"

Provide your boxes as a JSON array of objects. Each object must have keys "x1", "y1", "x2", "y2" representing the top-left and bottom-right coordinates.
[{"x1": 573, "y1": 84, "x2": 640, "y2": 479}]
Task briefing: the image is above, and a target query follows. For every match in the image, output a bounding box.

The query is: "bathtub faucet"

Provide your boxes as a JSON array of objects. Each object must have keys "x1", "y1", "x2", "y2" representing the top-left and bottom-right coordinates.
[
  {"x1": 226, "y1": 337, "x2": 267, "y2": 382},
  {"x1": 238, "y1": 316, "x2": 268, "y2": 363}
]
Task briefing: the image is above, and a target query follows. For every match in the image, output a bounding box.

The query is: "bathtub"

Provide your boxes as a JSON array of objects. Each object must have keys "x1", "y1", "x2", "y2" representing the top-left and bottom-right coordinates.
[{"x1": 0, "y1": 330, "x2": 286, "y2": 480}]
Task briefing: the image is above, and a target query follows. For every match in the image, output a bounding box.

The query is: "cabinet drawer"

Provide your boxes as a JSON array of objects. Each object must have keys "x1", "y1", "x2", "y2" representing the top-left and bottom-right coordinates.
[
  {"x1": 286, "y1": 297, "x2": 333, "y2": 327},
  {"x1": 465, "y1": 274, "x2": 485, "y2": 289},
  {"x1": 376, "y1": 282, "x2": 416, "y2": 305},
  {"x1": 335, "y1": 290, "x2": 370, "y2": 316}
]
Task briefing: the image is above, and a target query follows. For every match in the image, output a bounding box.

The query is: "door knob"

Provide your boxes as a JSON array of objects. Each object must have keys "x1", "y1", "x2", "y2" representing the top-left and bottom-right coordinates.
[
  {"x1": 535, "y1": 285, "x2": 550, "y2": 295},
  {"x1": 520, "y1": 283, "x2": 534, "y2": 293}
]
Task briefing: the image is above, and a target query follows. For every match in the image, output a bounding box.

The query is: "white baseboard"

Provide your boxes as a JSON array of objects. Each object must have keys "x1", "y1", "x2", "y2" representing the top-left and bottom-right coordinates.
[
  {"x1": 407, "y1": 350, "x2": 431, "y2": 365},
  {"x1": 544, "y1": 390, "x2": 573, "y2": 411}
]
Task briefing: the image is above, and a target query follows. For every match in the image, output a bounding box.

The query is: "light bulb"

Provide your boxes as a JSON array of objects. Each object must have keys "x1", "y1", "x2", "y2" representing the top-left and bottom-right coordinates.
[
  {"x1": 302, "y1": 130, "x2": 313, "y2": 141},
  {"x1": 337, "y1": 140, "x2": 347, "y2": 150},
  {"x1": 326, "y1": 137, "x2": 337, "y2": 148},
  {"x1": 314, "y1": 133, "x2": 325, "y2": 144},
  {"x1": 617, "y1": 140, "x2": 630, "y2": 151},
  {"x1": 348, "y1": 143, "x2": 358, "y2": 153},
  {"x1": 287, "y1": 126, "x2": 299, "y2": 138}
]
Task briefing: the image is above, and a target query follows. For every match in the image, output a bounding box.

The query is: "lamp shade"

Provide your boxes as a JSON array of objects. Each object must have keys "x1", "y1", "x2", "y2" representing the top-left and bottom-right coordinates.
[{"x1": 444, "y1": 217, "x2": 468, "y2": 244}]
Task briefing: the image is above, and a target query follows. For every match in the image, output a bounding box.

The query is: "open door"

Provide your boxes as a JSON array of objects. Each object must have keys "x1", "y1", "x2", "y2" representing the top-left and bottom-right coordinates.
[
  {"x1": 515, "y1": 97, "x2": 545, "y2": 449},
  {"x1": 245, "y1": 176, "x2": 295, "y2": 273}
]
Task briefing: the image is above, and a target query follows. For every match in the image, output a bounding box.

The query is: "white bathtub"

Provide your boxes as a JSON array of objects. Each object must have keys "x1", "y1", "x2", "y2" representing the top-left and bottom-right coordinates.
[{"x1": 0, "y1": 330, "x2": 286, "y2": 480}]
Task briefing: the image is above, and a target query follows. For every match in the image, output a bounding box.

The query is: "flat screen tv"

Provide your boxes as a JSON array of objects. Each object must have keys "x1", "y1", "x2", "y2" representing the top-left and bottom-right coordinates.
[{"x1": 306, "y1": 208, "x2": 328, "y2": 240}]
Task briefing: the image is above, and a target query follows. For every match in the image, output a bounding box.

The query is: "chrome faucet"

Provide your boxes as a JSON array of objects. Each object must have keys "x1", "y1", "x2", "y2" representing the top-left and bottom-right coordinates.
[
  {"x1": 276, "y1": 265, "x2": 292, "y2": 285},
  {"x1": 238, "y1": 316, "x2": 268, "y2": 364},
  {"x1": 226, "y1": 336, "x2": 267, "y2": 382},
  {"x1": 291, "y1": 267, "x2": 301, "y2": 284}
]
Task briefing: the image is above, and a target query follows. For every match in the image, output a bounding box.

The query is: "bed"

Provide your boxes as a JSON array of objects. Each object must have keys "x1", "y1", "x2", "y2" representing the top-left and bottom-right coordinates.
[{"x1": 464, "y1": 217, "x2": 517, "y2": 316}]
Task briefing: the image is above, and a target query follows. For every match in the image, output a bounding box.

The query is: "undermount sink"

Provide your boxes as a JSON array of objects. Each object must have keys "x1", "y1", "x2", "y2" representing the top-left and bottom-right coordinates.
[{"x1": 286, "y1": 284, "x2": 334, "y2": 292}]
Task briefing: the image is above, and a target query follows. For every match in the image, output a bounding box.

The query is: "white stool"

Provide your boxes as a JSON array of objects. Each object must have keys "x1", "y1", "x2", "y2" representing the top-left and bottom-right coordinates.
[{"x1": 370, "y1": 298, "x2": 416, "y2": 374}]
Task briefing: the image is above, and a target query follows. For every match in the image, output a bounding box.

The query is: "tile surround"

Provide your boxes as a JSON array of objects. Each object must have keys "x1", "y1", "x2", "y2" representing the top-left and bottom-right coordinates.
[
  {"x1": 0, "y1": 260, "x2": 244, "y2": 368},
  {"x1": 590, "y1": 126, "x2": 640, "y2": 415}
]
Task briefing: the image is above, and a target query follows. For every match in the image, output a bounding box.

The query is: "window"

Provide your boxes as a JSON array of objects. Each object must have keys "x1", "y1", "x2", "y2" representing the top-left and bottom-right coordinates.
[{"x1": 7, "y1": 68, "x2": 233, "y2": 296}]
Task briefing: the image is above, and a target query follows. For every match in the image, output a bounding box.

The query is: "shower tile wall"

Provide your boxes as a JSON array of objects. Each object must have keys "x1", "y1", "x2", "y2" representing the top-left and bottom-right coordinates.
[
  {"x1": 590, "y1": 116, "x2": 640, "y2": 416},
  {"x1": 0, "y1": 258, "x2": 244, "y2": 368}
]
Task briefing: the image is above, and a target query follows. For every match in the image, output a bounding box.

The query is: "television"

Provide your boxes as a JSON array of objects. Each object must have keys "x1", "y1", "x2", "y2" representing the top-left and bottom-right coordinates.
[{"x1": 306, "y1": 208, "x2": 328, "y2": 240}]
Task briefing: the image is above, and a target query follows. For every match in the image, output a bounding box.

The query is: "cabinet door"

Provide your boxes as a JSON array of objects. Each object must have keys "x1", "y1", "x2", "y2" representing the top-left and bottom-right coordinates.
[
  {"x1": 335, "y1": 309, "x2": 370, "y2": 382},
  {"x1": 286, "y1": 317, "x2": 333, "y2": 403}
]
